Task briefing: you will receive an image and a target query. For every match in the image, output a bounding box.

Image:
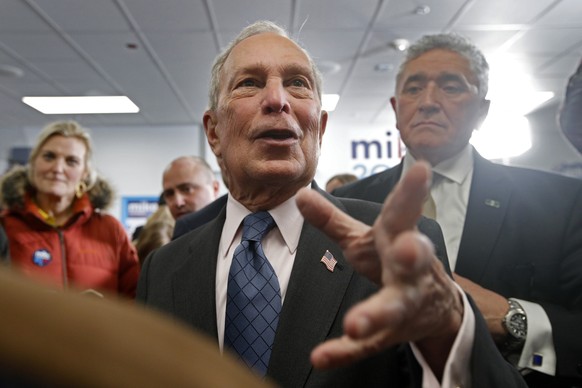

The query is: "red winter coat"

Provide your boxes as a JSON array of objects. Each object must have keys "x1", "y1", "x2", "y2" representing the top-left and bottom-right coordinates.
[{"x1": 1, "y1": 167, "x2": 139, "y2": 298}]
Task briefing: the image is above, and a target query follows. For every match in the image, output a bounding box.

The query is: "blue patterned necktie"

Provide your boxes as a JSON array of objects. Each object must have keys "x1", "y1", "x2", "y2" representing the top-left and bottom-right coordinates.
[{"x1": 224, "y1": 211, "x2": 281, "y2": 376}]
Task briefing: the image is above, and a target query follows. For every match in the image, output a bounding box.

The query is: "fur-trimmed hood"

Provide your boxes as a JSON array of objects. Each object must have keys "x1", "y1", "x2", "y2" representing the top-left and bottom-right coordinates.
[{"x1": 0, "y1": 165, "x2": 114, "y2": 211}]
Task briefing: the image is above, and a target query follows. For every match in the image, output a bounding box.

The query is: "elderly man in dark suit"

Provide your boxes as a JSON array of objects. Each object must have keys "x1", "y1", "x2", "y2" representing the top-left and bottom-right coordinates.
[
  {"x1": 333, "y1": 33, "x2": 582, "y2": 387},
  {"x1": 138, "y1": 21, "x2": 526, "y2": 387}
]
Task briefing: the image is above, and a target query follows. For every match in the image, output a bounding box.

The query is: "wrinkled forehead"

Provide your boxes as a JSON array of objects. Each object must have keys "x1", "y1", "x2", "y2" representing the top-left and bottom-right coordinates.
[
  {"x1": 222, "y1": 33, "x2": 313, "y2": 81},
  {"x1": 398, "y1": 49, "x2": 479, "y2": 88}
]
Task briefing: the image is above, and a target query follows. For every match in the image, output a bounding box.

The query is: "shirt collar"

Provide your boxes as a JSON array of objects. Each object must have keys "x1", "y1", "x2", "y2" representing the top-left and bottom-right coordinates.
[
  {"x1": 220, "y1": 190, "x2": 306, "y2": 258},
  {"x1": 403, "y1": 144, "x2": 474, "y2": 185}
]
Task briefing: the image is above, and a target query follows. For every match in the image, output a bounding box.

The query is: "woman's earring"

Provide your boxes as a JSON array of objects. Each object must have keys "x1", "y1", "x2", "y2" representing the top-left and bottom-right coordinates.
[{"x1": 75, "y1": 181, "x2": 88, "y2": 199}]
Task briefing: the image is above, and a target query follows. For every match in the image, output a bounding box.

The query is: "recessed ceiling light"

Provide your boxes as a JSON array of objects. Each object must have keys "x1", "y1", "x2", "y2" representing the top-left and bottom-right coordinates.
[
  {"x1": 22, "y1": 96, "x2": 140, "y2": 114},
  {"x1": 414, "y1": 5, "x2": 431, "y2": 15},
  {"x1": 0, "y1": 64, "x2": 24, "y2": 78},
  {"x1": 374, "y1": 63, "x2": 394, "y2": 72},
  {"x1": 317, "y1": 60, "x2": 342, "y2": 75},
  {"x1": 390, "y1": 39, "x2": 410, "y2": 52}
]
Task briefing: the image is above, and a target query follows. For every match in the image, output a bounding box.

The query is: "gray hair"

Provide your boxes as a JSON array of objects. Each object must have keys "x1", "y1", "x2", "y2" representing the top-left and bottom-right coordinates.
[
  {"x1": 396, "y1": 33, "x2": 489, "y2": 98},
  {"x1": 207, "y1": 20, "x2": 323, "y2": 110}
]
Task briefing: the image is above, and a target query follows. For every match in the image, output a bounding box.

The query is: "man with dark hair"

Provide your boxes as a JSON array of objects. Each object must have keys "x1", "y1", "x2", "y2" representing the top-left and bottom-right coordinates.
[{"x1": 334, "y1": 32, "x2": 582, "y2": 387}]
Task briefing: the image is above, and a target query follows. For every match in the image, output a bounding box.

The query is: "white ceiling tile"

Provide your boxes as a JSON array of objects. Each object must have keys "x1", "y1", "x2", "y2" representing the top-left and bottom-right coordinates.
[
  {"x1": 375, "y1": 0, "x2": 467, "y2": 29},
  {"x1": 0, "y1": 32, "x2": 80, "y2": 60},
  {"x1": 295, "y1": 0, "x2": 379, "y2": 30},
  {"x1": 122, "y1": 0, "x2": 212, "y2": 31},
  {"x1": 537, "y1": 0, "x2": 582, "y2": 27},
  {"x1": 0, "y1": 0, "x2": 52, "y2": 33},
  {"x1": 212, "y1": 0, "x2": 291, "y2": 38},
  {"x1": 456, "y1": 0, "x2": 552, "y2": 25},
  {"x1": 0, "y1": 0, "x2": 581, "y2": 151},
  {"x1": 30, "y1": 0, "x2": 130, "y2": 32},
  {"x1": 508, "y1": 28, "x2": 582, "y2": 55}
]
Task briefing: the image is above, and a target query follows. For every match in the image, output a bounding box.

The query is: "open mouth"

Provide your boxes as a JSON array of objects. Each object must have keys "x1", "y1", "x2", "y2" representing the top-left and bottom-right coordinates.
[{"x1": 257, "y1": 129, "x2": 298, "y2": 140}]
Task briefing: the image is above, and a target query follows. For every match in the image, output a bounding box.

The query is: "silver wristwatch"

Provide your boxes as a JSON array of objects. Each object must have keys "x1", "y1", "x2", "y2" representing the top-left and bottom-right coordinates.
[{"x1": 501, "y1": 298, "x2": 527, "y2": 354}]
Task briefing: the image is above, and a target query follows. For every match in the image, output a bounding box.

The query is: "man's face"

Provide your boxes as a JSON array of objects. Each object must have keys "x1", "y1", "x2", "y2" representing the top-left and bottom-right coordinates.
[
  {"x1": 162, "y1": 160, "x2": 218, "y2": 219},
  {"x1": 391, "y1": 49, "x2": 490, "y2": 165},
  {"x1": 204, "y1": 33, "x2": 327, "y2": 197}
]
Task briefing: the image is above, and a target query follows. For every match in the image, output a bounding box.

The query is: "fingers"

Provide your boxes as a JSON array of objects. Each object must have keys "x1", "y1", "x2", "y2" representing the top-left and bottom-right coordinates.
[
  {"x1": 345, "y1": 232, "x2": 435, "y2": 337},
  {"x1": 311, "y1": 333, "x2": 387, "y2": 369},
  {"x1": 311, "y1": 231, "x2": 440, "y2": 370},
  {"x1": 296, "y1": 188, "x2": 369, "y2": 245},
  {"x1": 376, "y1": 161, "x2": 431, "y2": 239}
]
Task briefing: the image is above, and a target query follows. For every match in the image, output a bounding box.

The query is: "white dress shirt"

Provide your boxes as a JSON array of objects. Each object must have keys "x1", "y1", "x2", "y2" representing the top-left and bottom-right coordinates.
[
  {"x1": 403, "y1": 145, "x2": 474, "y2": 270},
  {"x1": 216, "y1": 189, "x2": 475, "y2": 386},
  {"x1": 403, "y1": 145, "x2": 556, "y2": 376}
]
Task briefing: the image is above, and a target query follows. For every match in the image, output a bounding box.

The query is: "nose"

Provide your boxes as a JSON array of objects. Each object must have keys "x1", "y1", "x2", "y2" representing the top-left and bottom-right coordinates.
[
  {"x1": 418, "y1": 82, "x2": 440, "y2": 115},
  {"x1": 261, "y1": 79, "x2": 290, "y2": 114},
  {"x1": 51, "y1": 157, "x2": 66, "y2": 172},
  {"x1": 173, "y1": 192, "x2": 186, "y2": 208}
]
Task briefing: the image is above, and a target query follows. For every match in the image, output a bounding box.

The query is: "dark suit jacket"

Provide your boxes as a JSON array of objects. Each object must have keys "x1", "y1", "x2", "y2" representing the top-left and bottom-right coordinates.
[
  {"x1": 334, "y1": 151, "x2": 582, "y2": 387},
  {"x1": 138, "y1": 185, "x2": 525, "y2": 387},
  {"x1": 172, "y1": 194, "x2": 228, "y2": 240}
]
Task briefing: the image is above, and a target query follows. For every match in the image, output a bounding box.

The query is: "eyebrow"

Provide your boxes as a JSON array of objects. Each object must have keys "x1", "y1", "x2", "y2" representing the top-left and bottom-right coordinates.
[
  {"x1": 402, "y1": 72, "x2": 467, "y2": 85},
  {"x1": 229, "y1": 62, "x2": 314, "y2": 84}
]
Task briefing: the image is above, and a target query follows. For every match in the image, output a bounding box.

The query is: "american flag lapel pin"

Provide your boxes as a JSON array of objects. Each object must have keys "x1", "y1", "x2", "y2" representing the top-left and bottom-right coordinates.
[{"x1": 320, "y1": 250, "x2": 338, "y2": 272}]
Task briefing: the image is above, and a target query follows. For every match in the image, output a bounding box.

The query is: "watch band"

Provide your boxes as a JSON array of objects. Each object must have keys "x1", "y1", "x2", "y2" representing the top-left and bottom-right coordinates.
[{"x1": 501, "y1": 299, "x2": 527, "y2": 358}]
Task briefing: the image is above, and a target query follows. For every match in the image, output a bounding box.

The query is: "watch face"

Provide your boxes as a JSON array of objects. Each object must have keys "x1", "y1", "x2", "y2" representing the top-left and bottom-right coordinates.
[{"x1": 508, "y1": 313, "x2": 527, "y2": 340}]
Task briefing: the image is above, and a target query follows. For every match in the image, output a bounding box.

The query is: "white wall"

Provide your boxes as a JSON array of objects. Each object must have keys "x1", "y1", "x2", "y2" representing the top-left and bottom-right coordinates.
[{"x1": 90, "y1": 124, "x2": 209, "y2": 218}]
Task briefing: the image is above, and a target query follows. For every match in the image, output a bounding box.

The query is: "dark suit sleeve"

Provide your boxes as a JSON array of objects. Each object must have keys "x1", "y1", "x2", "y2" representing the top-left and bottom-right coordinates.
[
  {"x1": 172, "y1": 195, "x2": 227, "y2": 240},
  {"x1": 468, "y1": 295, "x2": 528, "y2": 387}
]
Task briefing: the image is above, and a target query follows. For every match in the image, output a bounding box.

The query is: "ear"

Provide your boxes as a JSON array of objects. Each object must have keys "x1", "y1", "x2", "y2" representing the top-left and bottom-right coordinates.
[
  {"x1": 390, "y1": 97, "x2": 400, "y2": 130},
  {"x1": 203, "y1": 110, "x2": 221, "y2": 158},
  {"x1": 318, "y1": 110, "x2": 328, "y2": 145},
  {"x1": 212, "y1": 180, "x2": 220, "y2": 197},
  {"x1": 475, "y1": 99, "x2": 491, "y2": 130}
]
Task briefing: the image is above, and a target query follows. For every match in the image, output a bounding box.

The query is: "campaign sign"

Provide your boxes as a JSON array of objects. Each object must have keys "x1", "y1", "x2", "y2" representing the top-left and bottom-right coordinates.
[{"x1": 121, "y1": 196, "x2": 159, "y2": 237}]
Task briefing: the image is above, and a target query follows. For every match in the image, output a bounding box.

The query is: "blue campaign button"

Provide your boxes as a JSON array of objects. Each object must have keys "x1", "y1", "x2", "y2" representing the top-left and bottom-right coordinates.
[{"x1": 32, "y1": 249, "x2": 52, "y2": 267}]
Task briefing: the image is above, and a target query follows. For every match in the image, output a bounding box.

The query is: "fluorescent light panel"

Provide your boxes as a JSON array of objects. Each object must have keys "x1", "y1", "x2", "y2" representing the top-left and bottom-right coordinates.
[
  {"x1": 322, "y1": 94, "x2": 340, "y2": 111},
  {"x1": 22, "y1": 96, "x2": 139, "y2": 114}
]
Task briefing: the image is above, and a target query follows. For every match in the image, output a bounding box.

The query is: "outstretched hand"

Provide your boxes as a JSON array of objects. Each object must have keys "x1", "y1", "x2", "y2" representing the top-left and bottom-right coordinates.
[{"x1": 296, "y1": 162, "x2": 463, "y2": 375}]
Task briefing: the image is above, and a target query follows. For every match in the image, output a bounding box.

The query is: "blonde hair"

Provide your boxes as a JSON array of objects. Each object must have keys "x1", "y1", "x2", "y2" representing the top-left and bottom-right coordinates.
[
  {"x1": 28, "y1": 120, "x2": 97, "y2": 190},
  {"x1": 134, "y1": 205, "x2": 175, "y2": 265}
]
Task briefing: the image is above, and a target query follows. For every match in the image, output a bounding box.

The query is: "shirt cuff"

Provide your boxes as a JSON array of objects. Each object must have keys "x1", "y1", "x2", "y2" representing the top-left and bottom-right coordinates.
[
  {"x1": 515, "y1": 299, "x2": 556, "y2": 376},
  {"x1": 410, "y1": 283, "x2": 474, "y2": 388}
]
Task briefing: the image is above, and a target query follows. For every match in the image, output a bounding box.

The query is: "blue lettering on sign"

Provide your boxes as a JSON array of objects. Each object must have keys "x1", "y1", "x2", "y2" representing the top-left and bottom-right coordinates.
[
  {"x1": 350, "y1": 131, "x2": 405, "y2": 178},
  {"x1": 32, "y1": 249, "x2": 52, "y2": 267},
  {"x1": 127, "y1": 200, "x2": 158, "y2": 217}
]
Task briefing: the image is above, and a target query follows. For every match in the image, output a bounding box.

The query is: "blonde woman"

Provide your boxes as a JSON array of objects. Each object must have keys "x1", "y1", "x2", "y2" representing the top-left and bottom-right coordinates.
[{"x1": 0, "y1": 121, "x2": 139, "y2": 298}]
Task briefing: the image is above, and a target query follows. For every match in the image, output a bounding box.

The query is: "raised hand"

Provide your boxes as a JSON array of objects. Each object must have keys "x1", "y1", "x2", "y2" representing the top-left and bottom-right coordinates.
[{"x1": 296, "y1": 162, "x2": 463, "y2": 377}]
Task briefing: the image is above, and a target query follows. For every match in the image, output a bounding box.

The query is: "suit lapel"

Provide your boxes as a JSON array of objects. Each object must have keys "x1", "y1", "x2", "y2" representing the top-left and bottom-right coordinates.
[
  {"x1": 455, "y1": 153, "x2": 513, "y2": 279},
  {"x1": 371, "y1": 162, "x2": 403, "y2": 202},
  {"x1": 171, "y1": 209, "x2": 226, "y2": 340},
  {"x1": 268, "y1": 188, "x2": 356, "y2": 387}
]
